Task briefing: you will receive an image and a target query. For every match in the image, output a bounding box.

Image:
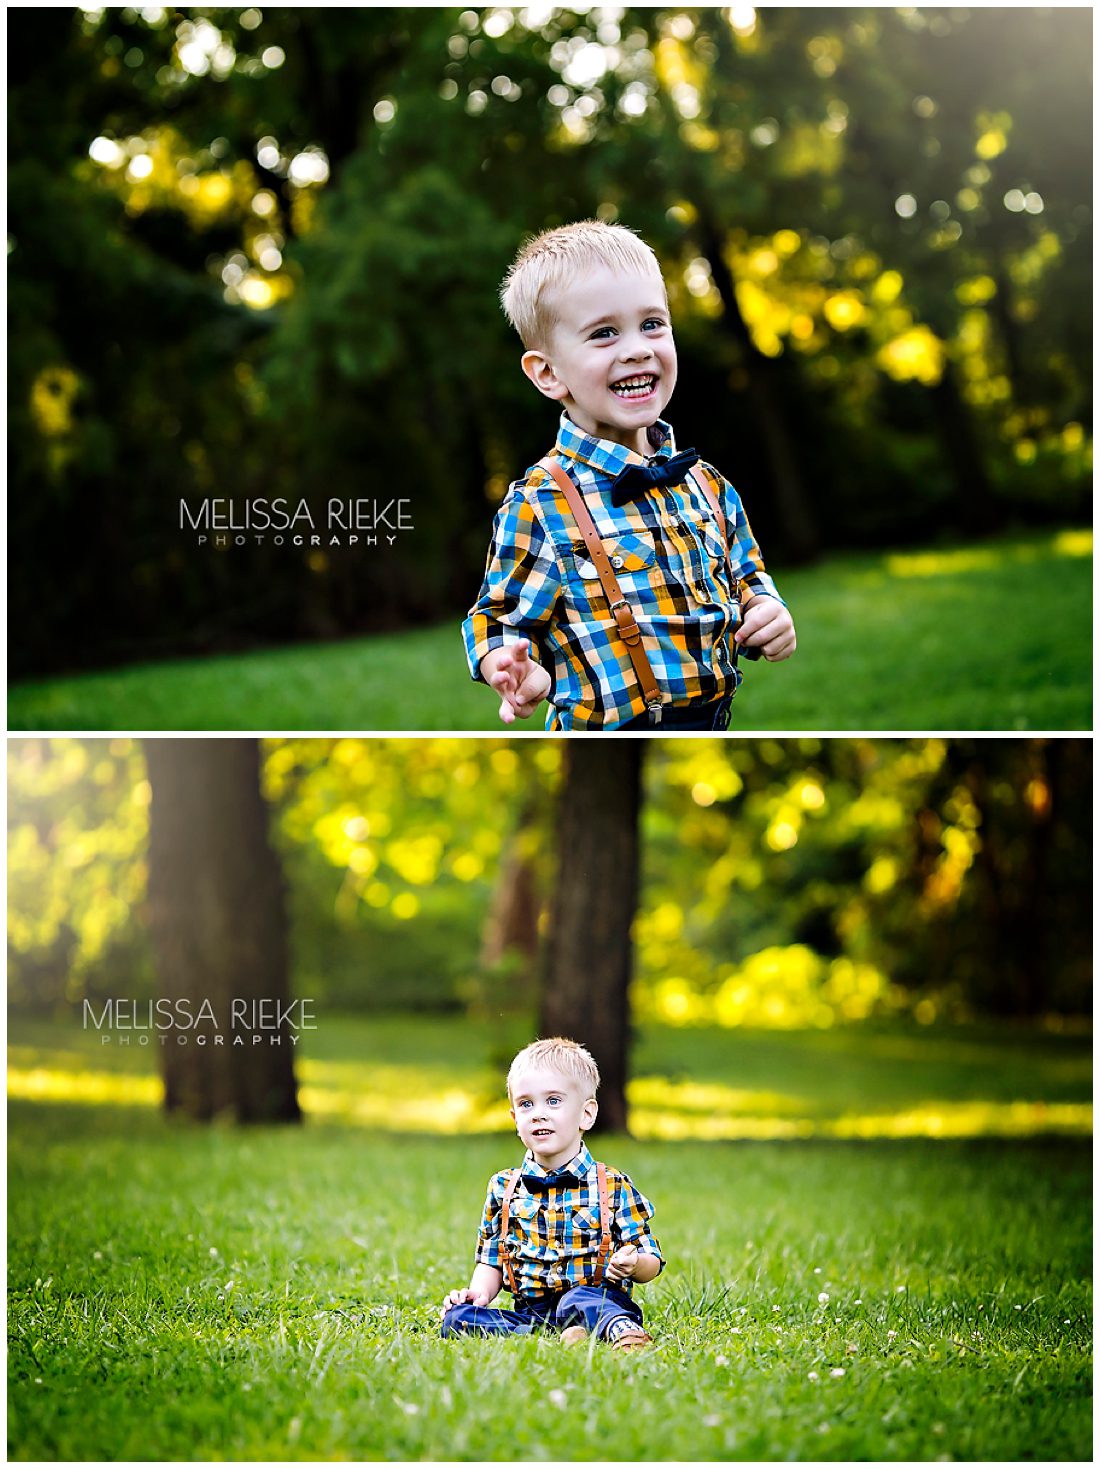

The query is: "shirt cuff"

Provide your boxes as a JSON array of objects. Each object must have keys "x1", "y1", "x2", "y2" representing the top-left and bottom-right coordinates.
[
  {"x1": 470, "y1": 629, "x2": 542, "y2": 684},
  {"x1": 740, "y1": 573, "x2": 785, "y2": 608},
  {"x1": 624, "y1": 1234, "x2": 665, "y2": 1273}
]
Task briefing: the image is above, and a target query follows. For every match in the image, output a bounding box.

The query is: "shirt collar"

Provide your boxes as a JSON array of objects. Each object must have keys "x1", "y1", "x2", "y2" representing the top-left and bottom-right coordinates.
[
  {"x1": 519, "y1": 1139, "x2": 596, "y2": 1185},
  {"x1": 555, "y1": 412, "x2": 677, "y2": 480}
]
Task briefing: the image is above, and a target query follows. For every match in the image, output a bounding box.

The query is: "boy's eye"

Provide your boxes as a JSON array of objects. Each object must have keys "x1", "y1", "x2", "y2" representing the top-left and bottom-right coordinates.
[
  {"x1": 590, "y1": 326, "x2": 615, "y2": 340},
  {"x1": 643, "y1": 317, "x2": 667, "y2": 331},
  {"x1": 548, "y1": 1096, "x2": 561, "y2": 1105}
]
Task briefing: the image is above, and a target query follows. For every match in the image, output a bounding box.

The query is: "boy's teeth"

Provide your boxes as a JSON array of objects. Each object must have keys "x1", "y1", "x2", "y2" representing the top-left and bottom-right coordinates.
[{"x1": 612, "y1": 376, "x2": 655, "y2": 398}]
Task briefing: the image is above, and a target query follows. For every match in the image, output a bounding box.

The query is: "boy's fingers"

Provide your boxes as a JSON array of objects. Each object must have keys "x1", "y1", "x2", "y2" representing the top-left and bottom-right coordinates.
[
  {"x1": 736, "y1": 610, "x2": 772, "y2": 645},
  {"x1": 757, "y1": 618, "x2": 795, "y2": 659},
  {"x1": 498, "y1": 697, "x2": 517, "y2": 725}
]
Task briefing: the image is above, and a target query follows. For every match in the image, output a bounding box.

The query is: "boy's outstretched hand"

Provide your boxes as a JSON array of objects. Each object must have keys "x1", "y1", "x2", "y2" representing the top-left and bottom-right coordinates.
[
  {"x1": 735, "y1": 595, "x2": 797, "y2": 662},
  {"x1": 480, "y1": 640, "x2": 552, "y2": 724}
]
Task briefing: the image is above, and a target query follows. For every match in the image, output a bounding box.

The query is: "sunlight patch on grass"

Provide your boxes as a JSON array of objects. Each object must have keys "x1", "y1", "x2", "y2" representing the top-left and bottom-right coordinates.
[
  {"x1": 1052, "y1": 528, "x2": 1093, "y2": 557},
  {"x1": 634, "y1": 1098, "x2": 1091, "y2": 1141},
  {"x1": 629, "y1": 1076, "x2": 810, "y2": 1116},
  {"x1": 827, "y1": 1099, "x2": 1092, "y2": 1140},
  {"x1": 884, "y1": 529, "x2": 1092, "y2": 581},
  {"x1": 9, "y1": 1060, "x2": 1090, "y2": 1140},
  {"x1": 8, "y1": 1066, "x2": 162, "y2": 1107},
  {"x1": 298, "y1": 1083, "x2": 510, "y2": 1133}
]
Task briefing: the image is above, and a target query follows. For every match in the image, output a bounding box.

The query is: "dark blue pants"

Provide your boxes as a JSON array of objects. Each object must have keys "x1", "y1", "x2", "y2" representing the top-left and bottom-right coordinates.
[{"x1": 441, "y1": 1283, "x2": 643, "y2": 1340}]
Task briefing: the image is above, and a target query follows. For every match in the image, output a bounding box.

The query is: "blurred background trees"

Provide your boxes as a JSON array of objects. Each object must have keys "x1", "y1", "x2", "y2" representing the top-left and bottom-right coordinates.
[
  {"x1": 8, "y1": 736, "x2": 1091, "y2": 1038},
  {"x1": 8, "y1": 6, "x2": 1091, "y2": 679}
]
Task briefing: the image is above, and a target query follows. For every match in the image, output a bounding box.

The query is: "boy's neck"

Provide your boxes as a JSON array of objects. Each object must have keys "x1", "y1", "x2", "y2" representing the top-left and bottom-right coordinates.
[{"x1": 529, "y1": 1139, "x2": 584, "y2": 1172}]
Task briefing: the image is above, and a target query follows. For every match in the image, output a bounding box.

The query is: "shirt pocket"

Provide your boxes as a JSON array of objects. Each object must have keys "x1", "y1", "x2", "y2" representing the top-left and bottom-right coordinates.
[
  {"x1": 567, "y1": 531, "x2": 657, "y2": 602},
  {"x1": 680, "y1": 512, "x2": 732, "y2": 596},
  {"x1": 509, "y1": 1195, "x2": 541, "y2": 1225},
  {"x1": 570, "y1": 1204, "x2": 607, "y2": 1238}
]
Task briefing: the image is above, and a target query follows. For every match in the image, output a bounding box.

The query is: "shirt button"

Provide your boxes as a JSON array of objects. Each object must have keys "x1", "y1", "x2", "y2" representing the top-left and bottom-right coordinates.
[
  {"x1": 694, "y1": 586, "x2": 709, "y2": 604},
  {"x1": 611, "y1": 555, "x2": 625, "y2": 570}
]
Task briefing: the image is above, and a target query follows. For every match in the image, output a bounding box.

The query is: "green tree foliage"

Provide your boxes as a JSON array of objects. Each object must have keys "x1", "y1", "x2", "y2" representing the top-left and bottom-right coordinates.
[
  {"x1": 7, "y1": 739, "x2": 152, "y2": 1013},
  {"x1": 7, "y1": 738, "x2": 1090, "y2": 1026}
]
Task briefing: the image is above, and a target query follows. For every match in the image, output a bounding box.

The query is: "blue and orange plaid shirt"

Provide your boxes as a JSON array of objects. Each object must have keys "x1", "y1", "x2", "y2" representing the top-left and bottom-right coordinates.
[
  {"x1": 475, "y1": 1142, "x2": 664, "y2": 1301},
  {"x1": 462, "y1": 413, "x2": 784, "y2": 730}
]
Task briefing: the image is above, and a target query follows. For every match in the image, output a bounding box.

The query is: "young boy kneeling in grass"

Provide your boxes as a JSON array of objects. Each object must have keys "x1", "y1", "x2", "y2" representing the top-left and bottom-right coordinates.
[{"x1": 440, "y1": 1038, "x2": 663, "y2": 1350}]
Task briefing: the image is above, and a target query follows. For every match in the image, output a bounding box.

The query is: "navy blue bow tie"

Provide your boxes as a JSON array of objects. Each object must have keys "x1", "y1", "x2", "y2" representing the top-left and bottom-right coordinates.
[
  {"x1": 611, "y1": 448, "x2": 700, "y2": 506},
  {"x1": 523, "y1": 1170, "x2": 578, "y2": 1192}
]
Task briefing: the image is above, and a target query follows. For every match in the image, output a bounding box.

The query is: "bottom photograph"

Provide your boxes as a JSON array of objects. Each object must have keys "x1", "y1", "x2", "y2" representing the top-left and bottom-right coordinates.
[{"x1": 6, "y1": 736, "x2": 1093, "y2": 1463}]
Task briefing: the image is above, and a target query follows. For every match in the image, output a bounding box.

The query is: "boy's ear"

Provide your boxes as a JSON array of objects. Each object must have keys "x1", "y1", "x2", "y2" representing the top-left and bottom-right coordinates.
[
  {"x1": 580, "y1": 1096, "x2": 598, "y2": 1132},
  {"x1": 521, "y1": 349, "x2": 569, "y2": 403}
]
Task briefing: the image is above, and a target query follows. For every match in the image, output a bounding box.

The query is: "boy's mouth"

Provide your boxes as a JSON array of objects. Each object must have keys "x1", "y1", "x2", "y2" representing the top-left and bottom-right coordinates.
[
  {"x1": 610, "y1": 374, "x2": 657, "y2": 400},
  {"x1": 532, "y1": 1127, "x2": 553, "y2": 1139}
]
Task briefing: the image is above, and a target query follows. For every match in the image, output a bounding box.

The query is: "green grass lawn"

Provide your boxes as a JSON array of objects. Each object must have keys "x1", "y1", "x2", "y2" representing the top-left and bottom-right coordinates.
[
  {"x1": 7, "y1": 1015, "x2": 1092, "y2": 1460},
  {"x1": 7, "y1": 528, "x2": 1091, "y2": 731}
]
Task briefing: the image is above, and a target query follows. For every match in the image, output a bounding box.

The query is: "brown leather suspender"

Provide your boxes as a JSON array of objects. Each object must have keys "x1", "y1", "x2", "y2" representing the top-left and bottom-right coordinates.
[
  {"x1": 499, "y1": 1160, "x2": 612, "y2": 1297},
  {"x1": 537, "y1": 456, "x2": 747, "y2": 722},
  {"x1": 592, "y1": 1160, "x2": 612, "y2": 1283},
  {"x1": 498, "y1": 1166, "x2": 523, "y2": 1297},
  {"x1": 539, "y1": 457, "x2": 664, "y2": 717}
]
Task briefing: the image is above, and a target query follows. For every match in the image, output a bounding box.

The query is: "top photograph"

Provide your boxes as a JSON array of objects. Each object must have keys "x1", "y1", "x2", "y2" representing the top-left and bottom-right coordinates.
[{"x1": 8, "y1": 6, "x2": 1092, "y2": 734}]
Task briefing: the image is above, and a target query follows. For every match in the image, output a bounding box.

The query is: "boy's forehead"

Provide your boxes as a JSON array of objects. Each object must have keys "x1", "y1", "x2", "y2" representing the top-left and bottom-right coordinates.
[
  {"x1": 510, "y1": 1065, "x2": 585, "y2": 1098},
  {"x1": 546, "y1": 262, "x2": 667, "y2": 328}
]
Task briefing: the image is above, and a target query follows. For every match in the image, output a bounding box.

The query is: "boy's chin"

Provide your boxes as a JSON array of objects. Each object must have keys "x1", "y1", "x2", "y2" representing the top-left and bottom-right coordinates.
[{"x1": 529, "y1": 1134, "x2": 581, "y2": 1158}]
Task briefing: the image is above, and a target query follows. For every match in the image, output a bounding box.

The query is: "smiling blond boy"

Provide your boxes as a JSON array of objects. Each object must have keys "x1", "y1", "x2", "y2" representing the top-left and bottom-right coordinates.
[
  {"x1": 462, "y1": 220, "x2": 795, "y2": 731},
  {"x1": 440, "y1": 1038, "x2": 662, "y2": 1350}
]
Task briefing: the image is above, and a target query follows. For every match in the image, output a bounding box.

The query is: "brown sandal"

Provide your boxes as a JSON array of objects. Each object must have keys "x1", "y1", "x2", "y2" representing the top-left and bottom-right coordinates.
[{"x1": 610, "y1": 1328, "x2": 654, "y2": 1351}]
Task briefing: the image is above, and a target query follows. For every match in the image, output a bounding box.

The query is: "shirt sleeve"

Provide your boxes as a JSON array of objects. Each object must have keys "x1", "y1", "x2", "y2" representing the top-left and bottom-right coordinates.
[
  {"x1": 474, "y1": 1173, "x2": 506, "y2": 1268},
  {"x1": 711, "y1": 466, "x2": 785, "y2": 608},
  {"x1": 462, "y1": 483, "x2": 563, "y2": 681},
  {"x1": 611, "y1": 1172, "x2": 665, "y2": 1274}
]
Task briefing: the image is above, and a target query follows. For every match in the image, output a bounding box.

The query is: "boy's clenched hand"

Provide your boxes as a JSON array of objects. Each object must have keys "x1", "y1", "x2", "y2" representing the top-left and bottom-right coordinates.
[
  {"x1": 735, "y1": 596, "x2": 797, "y2": 662},
  {"x1": 605, "y1": 1244, "x2": 639, "y2": 1283},
  {"x1": 480, "y1": 640, "x2": 552, "y2": 724}
]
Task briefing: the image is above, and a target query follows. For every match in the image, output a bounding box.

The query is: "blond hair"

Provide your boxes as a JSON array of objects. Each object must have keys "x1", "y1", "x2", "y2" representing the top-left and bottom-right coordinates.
[
  {"x1": 506, "y1": 1036, "x2": 600, "y2": 1099},
  {"x1": 500, "y1": 219, "x2": 666, "y2": 349}
]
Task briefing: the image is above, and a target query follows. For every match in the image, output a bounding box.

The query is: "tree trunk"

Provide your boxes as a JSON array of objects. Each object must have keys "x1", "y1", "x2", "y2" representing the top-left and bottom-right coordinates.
[
  {"x1": 927, "y1": 358, "x2": 997, "y2": 537},
  {"x1": 540, "y1": 745, "x2": 643, "y2": 1133},
  {"x1": 697, "y1": 215, "x2": 821, "y2": 564},
  {"x1": 989, "y1": 251, "x2": 1028, "y2": 408},
  {"x1": 144, "y1": 739, "x2": 301, "y2": 1123}
]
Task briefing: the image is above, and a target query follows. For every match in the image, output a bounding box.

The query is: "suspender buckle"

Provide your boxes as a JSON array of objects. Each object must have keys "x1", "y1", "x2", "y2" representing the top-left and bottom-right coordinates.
[
  {"x1": 610, "y1": 600, "x2": 642, "y2": 647},
  {"x1": 647, "y1": 700, "x2": 663, "y2": 726}
]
